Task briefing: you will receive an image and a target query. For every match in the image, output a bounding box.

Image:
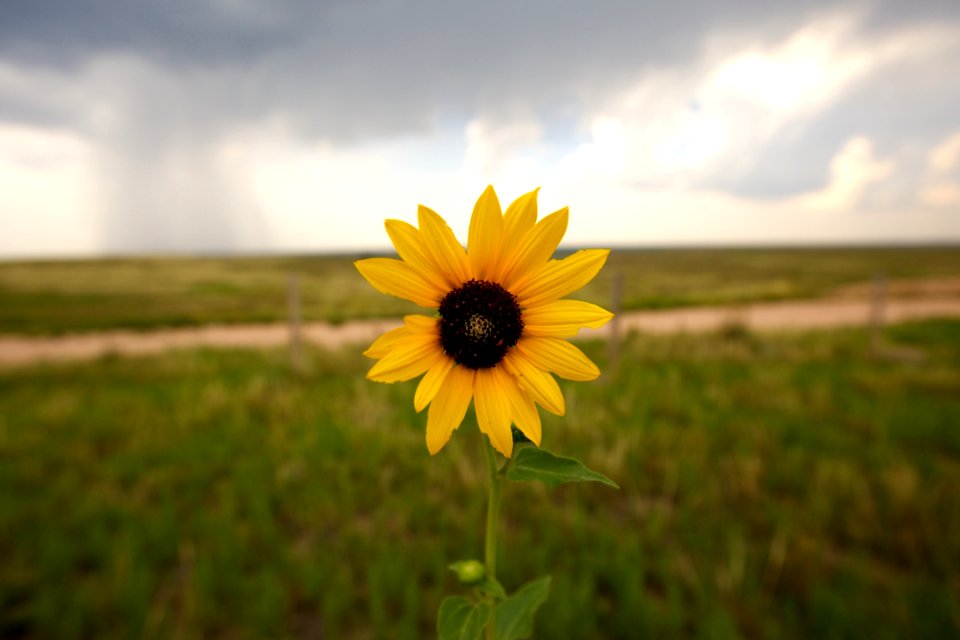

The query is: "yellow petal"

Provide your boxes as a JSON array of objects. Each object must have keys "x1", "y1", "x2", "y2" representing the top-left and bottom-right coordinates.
[
  {"x1": 404, "y1": 314, "x2": 439, "y2": 334},
  {"x1": 385, "y1": 219, "x2": 452, "y2": 293},
  {"x1": 515, "y1": 336, "x2": 600, "y2": 381},
  {"x1": 501, "y1": 207, "x2": 569, "y2": 288},
  {"x1": 363, "y1": 325, "x2": 410, "y2": 359},
  {"x1": 418, "y1": 205, "x2": 470, "y2": 289},
  {"x1": 522, "y1": 300, "x2": 614, "y2": 338},
  {"x1": 414, "y1": 355, "x2": 455, "y2": 412},
  {"x1": 503, "y1": 188, "x2": 539, "y2": 240},
  {"x1": 502, "y1": 350, "x2": 565, "y2": 416},
  {"x1": 355, "y1": 257, "x2": 444, "y2": 307},
  {"x1": 492, "y1": 188, "x2": 538, "y2": 281},
  {"x1": 426, "y1": 365, "x2": 475, "y2": 454},
  {"x1": 467, "y1": 185, "x2": 504, "y2": 280},
  {"x1": 366, "y1": 334, "x2": 443, "y2": 383},
  {"x1": 495, "y1": 365, "x2": 541, "y2": 445},
  {"x1": 513, "y1": 249, "x2": 610, "y2": 308},
  {"x1": 474, "y1": 368, "x2": 514, "y2": 457}
]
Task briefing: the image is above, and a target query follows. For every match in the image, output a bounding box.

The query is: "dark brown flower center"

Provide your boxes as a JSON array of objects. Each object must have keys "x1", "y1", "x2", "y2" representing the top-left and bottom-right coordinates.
[{"x1": 438, "y1": 279, "x2": 524, "y2": 369}]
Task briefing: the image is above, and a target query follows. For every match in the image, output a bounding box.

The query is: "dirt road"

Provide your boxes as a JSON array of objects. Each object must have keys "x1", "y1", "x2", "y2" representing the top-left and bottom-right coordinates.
[{"x1": 2, "y1": 293, "x2": 959, "y2": 368}]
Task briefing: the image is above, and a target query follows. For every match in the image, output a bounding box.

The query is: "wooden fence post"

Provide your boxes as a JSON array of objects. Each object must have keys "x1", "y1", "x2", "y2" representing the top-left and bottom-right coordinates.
[
  {"x1": 870, "y1": 272, "x2": 886, "y2": 357},
  {"x1": 608, "y1": 270, "x2": 623, "y2": 376},
  {"x1": 288, "y1": 273, "x2": 304, "y2": 371}
]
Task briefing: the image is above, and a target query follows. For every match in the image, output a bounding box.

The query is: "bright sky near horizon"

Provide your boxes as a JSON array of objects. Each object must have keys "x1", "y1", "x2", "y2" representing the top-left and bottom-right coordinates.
[{"x1": 1, "y1": 1, "x2": 959, "y2": 258}]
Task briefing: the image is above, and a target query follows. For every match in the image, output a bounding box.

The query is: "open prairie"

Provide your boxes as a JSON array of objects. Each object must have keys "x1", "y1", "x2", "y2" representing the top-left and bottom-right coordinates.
[
  {"x1": 2, "y1": 246, "x2": 959, "y2": 335},
  {"x1": 2, "y1": 320, "x2": 959, "y2": 638},
  {"x1": 1, "y1": 248, "x2": 959, "y2": 638}
]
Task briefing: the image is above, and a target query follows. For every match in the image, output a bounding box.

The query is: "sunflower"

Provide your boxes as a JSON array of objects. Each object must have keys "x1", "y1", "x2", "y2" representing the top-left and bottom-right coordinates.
[{"x1": 355, "y1": 186, "x2": 612, "y2": 457}]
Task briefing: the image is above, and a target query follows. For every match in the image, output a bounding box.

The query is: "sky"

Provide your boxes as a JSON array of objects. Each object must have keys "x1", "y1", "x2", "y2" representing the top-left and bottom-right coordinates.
[{"x1": 1, "y1": 0, "x2": 959, "y2": 258}]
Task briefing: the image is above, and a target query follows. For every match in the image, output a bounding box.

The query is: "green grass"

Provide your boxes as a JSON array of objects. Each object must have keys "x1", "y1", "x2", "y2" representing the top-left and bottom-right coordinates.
[
  {"x1": 1, "y1": 320, "x2": 958, "y2": 638},
  {"x1": 0, "y1": 255, "x2": 416, "y2": 335},
  {"x1": 1, "y1": 246, "x2": 958, "y2": 335}
]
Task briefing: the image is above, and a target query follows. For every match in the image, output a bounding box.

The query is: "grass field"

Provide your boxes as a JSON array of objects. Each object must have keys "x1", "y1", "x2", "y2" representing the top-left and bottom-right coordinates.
[
  {"x1": 1, "y1": 320, "x2": 958, "y2": 638},
  {"x1": 1, "y1": 246, "x2": 958, "y2": 335}
]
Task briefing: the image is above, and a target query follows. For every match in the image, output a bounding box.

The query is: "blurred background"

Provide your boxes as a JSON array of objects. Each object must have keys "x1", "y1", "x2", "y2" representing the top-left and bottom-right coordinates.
[{"x1": 1, "y1": 1, "x2": 959, "y2": 638}]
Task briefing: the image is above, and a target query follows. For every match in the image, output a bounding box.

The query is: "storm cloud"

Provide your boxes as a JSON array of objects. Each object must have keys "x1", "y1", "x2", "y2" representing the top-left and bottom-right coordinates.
[{"x1": 1, "y1": 0, "x2": 959, "y2": 256}]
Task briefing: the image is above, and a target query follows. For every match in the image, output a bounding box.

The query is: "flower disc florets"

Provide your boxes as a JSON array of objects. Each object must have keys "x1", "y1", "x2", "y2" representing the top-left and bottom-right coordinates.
[{"x1": 439, "y1": 279, "x2": 524, "y2": 369}]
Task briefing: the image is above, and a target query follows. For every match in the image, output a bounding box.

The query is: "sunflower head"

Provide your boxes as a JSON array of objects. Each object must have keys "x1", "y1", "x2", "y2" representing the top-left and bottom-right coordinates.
[{"x1": 355, "y1": 186, "x2": 612, "y2": 458}]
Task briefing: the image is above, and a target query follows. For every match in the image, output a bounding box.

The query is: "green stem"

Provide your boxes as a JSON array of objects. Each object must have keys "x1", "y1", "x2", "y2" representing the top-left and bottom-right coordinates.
[{"x1": 483, "y1": 437, "x2": 501, "y2": 640}]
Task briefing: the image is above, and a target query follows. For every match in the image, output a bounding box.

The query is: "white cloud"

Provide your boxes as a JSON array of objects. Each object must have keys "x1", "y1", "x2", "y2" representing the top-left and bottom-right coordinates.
[
  {"x1": 555, "y1": 13, "x2": 960, "y2": 196},
  {"x1": 559, "y1": 116, "x2": 634, "y2": 178},
  {"x1": 216, "y1": 123, "x2": 499, "y2": 250},
  {"x1": 0, "y1": 123, "x2": 99, "y2": 257},
  {"x1": 557, "y1": 14, "x2": 881, "y2": 189},
  {"x1": 928, "y1": 131, "x2": 960, "y2": 175},
  {"x1": 919, "y1": 184, "x2": 960, "y2": 208},
  {"x1": 706, "y1": 17, "x2": 870, "y2": 113},
  {"x1": 798, "y1": 137, "x2": 893, "y2": 211},
  {"x1": 919, "y1": 130, "x2": 960, "y2": 207},
  {"x1": 463, "y1": 118, "x2": 546, "y2": 195}
]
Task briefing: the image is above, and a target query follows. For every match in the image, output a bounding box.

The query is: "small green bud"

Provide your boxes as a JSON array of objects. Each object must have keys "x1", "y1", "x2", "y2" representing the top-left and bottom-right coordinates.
[{"x1": 448, "y1": 560, "x2": 486, "y2": 585}]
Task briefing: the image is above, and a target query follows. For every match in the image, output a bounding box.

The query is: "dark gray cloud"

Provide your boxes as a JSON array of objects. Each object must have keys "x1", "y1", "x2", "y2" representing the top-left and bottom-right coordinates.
[
  {"x1": 1, "y1": 0, "x2": 849, "y2": 137},
  {"x1": 4, "y1": 0, "x2": 957, "y2": 145},
  {"x1": 0, "y1": 0, "x2": 297, "y2": 68}
]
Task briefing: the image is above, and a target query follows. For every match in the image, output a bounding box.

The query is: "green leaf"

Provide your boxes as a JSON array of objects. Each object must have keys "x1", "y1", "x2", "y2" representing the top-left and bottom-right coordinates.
[
  {"x1": 505, "y1": 447, "x2": 619, "y2": 488},
  {"x1": 476, "y1": 577, "x2": 507, "y2": 600},
  {"x1": 494, "y1": 576, "x2": 552, "y2": 640},
  {"x1": 437, "y1": 597, "x2": 491, "y2": 640}
]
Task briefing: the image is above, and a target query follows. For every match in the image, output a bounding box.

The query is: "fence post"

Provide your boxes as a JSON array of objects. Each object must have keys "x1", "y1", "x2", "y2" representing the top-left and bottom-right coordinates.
[
  {"x1": 608, "y1": 270, "x2": 623, "y2": 376},
  {"x1": 870, "y1": 272, "x2": 886, "y2": 356},
  {"x1": 288, "y1": 273, "x2": 304, "y2": 371}
]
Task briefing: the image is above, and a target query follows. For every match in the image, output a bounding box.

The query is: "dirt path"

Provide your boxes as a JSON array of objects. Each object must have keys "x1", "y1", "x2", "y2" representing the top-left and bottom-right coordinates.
[{"x1": 2, "y1": 296, "x2": 960, "y2": 368}]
